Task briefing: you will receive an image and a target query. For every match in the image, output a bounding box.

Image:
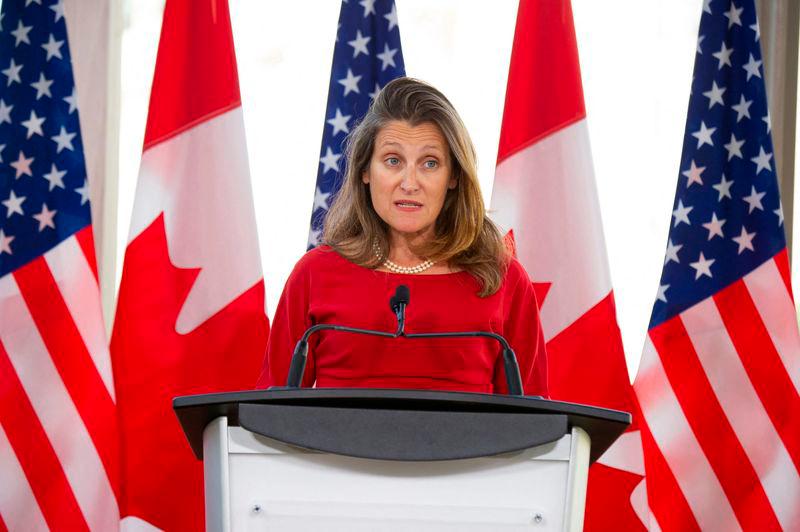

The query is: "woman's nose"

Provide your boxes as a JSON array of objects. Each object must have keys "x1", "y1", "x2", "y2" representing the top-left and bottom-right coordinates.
[{"x1": 400, "y1": 168, "x2": 419, "y2": 192}]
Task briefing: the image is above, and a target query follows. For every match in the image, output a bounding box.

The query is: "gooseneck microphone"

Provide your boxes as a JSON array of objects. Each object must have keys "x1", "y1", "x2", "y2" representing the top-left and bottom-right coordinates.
[
  {"x1": 389, "y1": 285, "x2": 410, "y2": 335},
  {"x1": 284, "y1": 285, "x2": 525, "y2": 396}
]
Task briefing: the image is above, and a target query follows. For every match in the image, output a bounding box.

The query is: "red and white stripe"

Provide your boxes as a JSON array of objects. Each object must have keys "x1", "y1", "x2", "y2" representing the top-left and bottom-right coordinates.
[
  {"x1": 636, "y1": 251, "x2": 800, "y2": 530},
  {"x1": 0, "y1": 228, "x2": 119, "y2": 531},
  {"x1": 744, "y1": 258, "x2": 800, "y2": 391}
]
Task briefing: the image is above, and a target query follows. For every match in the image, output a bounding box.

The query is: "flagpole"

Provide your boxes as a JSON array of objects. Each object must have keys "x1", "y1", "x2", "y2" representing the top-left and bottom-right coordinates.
[
  {"x1": 63, "y1": 0, "x2": 123, "y2": 331},
  {"x1": 101, "y1": 0, "x2": 123, "y2": 333},
  {"x1": 756, "y1": 0, "x2": 799, "y2": 261}
]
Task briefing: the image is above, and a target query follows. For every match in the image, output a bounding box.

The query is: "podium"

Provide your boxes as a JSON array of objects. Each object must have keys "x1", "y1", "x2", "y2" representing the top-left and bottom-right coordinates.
[{"x1": 174, "y1": 388, "x2": 629, "y2": 531}]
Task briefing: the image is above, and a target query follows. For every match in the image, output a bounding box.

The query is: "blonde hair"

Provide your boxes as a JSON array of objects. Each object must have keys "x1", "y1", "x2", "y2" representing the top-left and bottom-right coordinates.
[{"x1": 323, "y1": 77, "x2": 509, "y2": 296}]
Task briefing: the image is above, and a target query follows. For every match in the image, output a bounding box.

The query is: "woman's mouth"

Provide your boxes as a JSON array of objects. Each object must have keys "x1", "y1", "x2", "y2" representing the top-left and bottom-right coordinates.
[{"x1": 394, "y1": 200, "x2": 422, "y2": 211}]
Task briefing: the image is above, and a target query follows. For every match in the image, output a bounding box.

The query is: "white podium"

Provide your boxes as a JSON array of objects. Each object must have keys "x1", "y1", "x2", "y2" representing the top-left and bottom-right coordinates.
[{"x1": 174, "y1": 389, "x2": 629, "y2": 532}]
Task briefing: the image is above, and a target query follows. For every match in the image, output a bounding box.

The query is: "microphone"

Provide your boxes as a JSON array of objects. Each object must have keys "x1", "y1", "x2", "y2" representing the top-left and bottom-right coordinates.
[{"x1": 389, "y1": 285, "x2": 410, "y2": 335}]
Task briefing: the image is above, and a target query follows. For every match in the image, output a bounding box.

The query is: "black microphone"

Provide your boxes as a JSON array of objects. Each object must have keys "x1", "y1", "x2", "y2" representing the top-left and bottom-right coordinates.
[{"x1": 389, "y1": 285, "x2": 410, "y2": 335}]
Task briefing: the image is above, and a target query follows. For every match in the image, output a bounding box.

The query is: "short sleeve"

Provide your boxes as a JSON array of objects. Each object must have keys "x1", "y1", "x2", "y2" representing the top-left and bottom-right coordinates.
[
  {"x1": 492, "y1": 262, "x2": 549, "y2": 397},
  {"x1": 255, "y1": 257, "x2": 317, "y2": 388}
]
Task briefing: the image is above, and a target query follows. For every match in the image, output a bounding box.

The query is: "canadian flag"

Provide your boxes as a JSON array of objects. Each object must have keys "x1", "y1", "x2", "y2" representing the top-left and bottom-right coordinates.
[
  {"x1": 490, "y1": 1, "x2": 645, "y2": 529},
  {"x1": 110, "y1": 0, "x2": 269, "y2": 530}
]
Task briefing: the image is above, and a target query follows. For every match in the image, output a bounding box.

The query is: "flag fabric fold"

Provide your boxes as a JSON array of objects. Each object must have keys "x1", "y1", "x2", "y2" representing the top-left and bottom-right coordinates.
[
  {"x1": 490, "y1": 1, "x2": 645, "y2": 529},
  {"x1": 110, "y1": 0, "x2": 269, "y2": 529},
  {"x1": 307, "y1": 0, "x2": 405, "y2": 248},
  {"x1": 634, "y1": 1, "x2": 800, "y2": 529},
  {"x1": 0, "y1": 0, "x2": 120, "y2": 529}
]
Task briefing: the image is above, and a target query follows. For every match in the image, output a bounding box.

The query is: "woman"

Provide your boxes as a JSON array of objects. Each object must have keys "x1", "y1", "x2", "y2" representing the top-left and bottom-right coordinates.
[{"x1": 257, "y1": 77, "x2": 547, "y2": 396}]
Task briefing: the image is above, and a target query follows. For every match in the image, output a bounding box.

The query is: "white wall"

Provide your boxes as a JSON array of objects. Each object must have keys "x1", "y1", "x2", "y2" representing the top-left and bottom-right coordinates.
[{"x1": 117, "y1": 1, "x2": 704, "y2": 381}]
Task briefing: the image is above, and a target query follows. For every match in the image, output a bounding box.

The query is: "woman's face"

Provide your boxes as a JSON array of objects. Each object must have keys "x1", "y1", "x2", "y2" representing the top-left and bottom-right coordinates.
[{"x1": 363, "y1": 120, "x2": 456, "y2": 245}]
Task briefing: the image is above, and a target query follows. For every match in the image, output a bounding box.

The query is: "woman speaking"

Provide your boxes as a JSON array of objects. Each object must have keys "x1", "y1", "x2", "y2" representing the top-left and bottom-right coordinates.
[{"x1": 257, "y1": 77, "x2": 547, "y2": 396}]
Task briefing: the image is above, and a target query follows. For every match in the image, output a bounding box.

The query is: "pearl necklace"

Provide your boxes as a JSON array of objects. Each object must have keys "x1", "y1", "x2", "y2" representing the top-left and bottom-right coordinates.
[{"x1": 373, "y1": 241, "x2": 435, "y2": 274}]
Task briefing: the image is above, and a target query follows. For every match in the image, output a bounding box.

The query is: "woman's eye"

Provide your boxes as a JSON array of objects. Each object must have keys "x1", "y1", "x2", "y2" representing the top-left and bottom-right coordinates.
[
  {"x1": 424, "y1": 160, "x2": 438, "y2": 169},
  {"x1": 386, "y1": 157, "x2": 400, "y2": 166}
]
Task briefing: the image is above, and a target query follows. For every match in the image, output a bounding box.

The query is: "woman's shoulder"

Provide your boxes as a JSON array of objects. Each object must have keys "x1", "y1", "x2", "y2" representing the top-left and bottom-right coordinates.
[
  {"x1": 504, "y1": 255, "x2": 531, "y2": 280},
  {"x1": 281, "y1": 246, "x2": 345, "y2": 291},
  {"x1": 290, "y1": 245, "x2": 366, "y2": 279},
  {"x1": 500, "y1": 255, "x2": 534, "y2": 292},
  {"x1": 292, "y1": 245, "x2": 345, "y2": 272}
]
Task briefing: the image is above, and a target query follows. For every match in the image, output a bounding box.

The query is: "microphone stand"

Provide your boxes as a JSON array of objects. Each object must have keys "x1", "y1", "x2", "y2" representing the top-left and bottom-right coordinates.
[
  {"x1": 403, "y1": 330, "x2": 523, "y2": 396},
  {"x1": 390, "y1": 285, "x2": 523, "y2": 395},
  {"x1": 285, "y1": 324, "x2": 395, "y2": 390},
  {"x1": 283, "y1": 285, "x2": 525, "y2": 396}
]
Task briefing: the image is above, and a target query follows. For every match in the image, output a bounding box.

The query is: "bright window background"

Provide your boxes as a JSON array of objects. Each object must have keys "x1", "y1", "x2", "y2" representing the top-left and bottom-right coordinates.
[{"x1": 118, "y1": 1, "x2": 706, "y2": 380}]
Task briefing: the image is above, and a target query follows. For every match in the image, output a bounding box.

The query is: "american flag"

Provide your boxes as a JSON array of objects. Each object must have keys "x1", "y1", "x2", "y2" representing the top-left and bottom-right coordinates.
[
  {"x1": 0, "y1": 0, "x2": 119, "y2": 530},
  {"x1": 307, "y1": 0, "x2": 405, "y2": 248},
  {"x1": 635, "y1": 0, "x2": 800, "y2": 529}
]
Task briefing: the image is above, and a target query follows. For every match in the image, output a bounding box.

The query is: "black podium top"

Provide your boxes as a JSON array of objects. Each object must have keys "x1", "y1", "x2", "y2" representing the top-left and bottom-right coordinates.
[{"x1": 174, "y1": 388, "x2": 630, "y2": 463}]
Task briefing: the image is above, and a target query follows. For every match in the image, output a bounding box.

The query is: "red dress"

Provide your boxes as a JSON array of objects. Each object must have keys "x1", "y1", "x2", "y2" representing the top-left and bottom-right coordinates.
[{"x1": 256, "y1": 246, "x2": 548, "y2": 396}]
